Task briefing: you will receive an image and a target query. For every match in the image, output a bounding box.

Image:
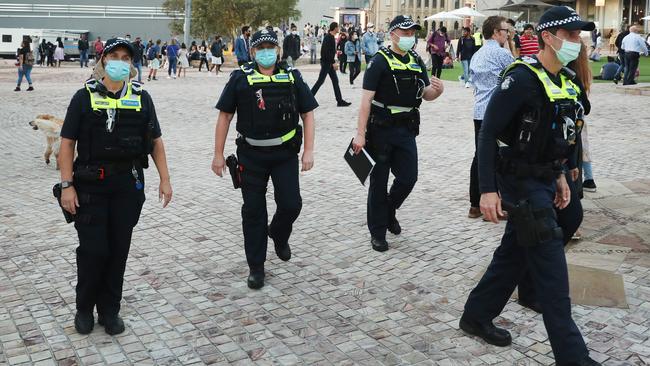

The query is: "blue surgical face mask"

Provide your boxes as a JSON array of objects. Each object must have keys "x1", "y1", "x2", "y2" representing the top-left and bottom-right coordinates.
[
  {"x1": 394, "y1": 34, "x2": 416, "y2": 52},
  {"x1": 549, "y1": 33, "x2": 581, "y2": 66},
  {"x1": 255, "y1": 48, "x2": 277, "y2": 68},
  {"x1": 104, "y1": 60, "x2": 131, "y2": 81}
]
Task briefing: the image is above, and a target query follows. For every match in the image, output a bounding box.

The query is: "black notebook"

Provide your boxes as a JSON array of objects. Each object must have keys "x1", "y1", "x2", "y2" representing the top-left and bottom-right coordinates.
[{"x1": 343, "y1": 138, "x2": 376, "y2": 186}]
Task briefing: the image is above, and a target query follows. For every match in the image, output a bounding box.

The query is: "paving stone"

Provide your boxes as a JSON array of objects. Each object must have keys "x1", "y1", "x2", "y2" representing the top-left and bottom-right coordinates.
[{"x1": 0, "y1": 62, "x2": 648, "y2": 366}]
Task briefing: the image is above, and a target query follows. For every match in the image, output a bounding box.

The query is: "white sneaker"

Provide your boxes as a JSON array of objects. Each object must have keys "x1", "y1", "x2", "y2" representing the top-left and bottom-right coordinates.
[
  {"x1": 173, "y1": 75, "x2": 177, "y2": 79},
  {"x1": 465, "y1": 82, "x2": 470, "y2": 88},
  {"x1": 166, "y1": 76, "x2": 171, "y2": 79}
]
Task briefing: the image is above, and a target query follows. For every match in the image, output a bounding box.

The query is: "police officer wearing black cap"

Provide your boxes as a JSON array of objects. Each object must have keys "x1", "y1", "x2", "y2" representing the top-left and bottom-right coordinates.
[
  {"x1": 351, "y1": 15, "x2": 444, "y2": 252},
  {"x1": 458, "y1": 7, "x2": 600, "y2": 366},
  {"x1": 59, "y1": 38, "x2": 173, "y2": 335},
  {"x1": 212, "y1": 29, "x2": 317, "y2": 289}
]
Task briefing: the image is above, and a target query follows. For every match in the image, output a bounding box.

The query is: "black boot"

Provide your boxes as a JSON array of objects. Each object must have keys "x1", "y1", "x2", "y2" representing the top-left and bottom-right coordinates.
[
  {"x1": 98, "y1": 314, "x2": 125, "y2": 335},
  {"x1": 371, "y1": 236, "x2": 389, "y2": 252},
  {"x1": 74, "y1": 311, "x2": 94, "y2": 334},
  {"x1": 247, "y1": 266, "x2": 265, "y2": 289},
  {"x1": 459, "y1": 314, "x2": 512, "y2": 347},
  {"x1": 575, "y1": 356, "x2": 602, "y2": 366},
  {"x1": 269, "y1": 227, "x2": 291, "y2": 261}
]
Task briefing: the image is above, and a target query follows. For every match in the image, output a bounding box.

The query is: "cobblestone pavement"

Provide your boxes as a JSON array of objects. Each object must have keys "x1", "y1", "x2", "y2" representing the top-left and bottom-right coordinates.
[{"x1": 1, "y1": 64, "x2": 649, "y2": 366}]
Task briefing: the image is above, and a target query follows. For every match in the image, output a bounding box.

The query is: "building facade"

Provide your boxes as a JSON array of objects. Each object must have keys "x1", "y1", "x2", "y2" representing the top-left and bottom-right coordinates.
[
  {"x1": 369, "y1": 0, "x2": 475, "y2": 33},
  {"x1": 0, "y1": 0, "x2": 179, "y2": 42}
]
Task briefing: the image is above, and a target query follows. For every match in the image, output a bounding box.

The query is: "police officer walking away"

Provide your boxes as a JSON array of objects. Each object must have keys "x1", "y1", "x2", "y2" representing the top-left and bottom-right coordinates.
[
  {"x1": 211, "y1": 29, "x2": 317, "y2": 289},
  {"x1": 59, "y1": 38, "x2": 173, "y2": 335},
  {"x1": 351, "y1": 15, "x2": 444, "y2": 252},
  {"x1": 458, "y1": 7, "x2": 601, "y2": 365}
]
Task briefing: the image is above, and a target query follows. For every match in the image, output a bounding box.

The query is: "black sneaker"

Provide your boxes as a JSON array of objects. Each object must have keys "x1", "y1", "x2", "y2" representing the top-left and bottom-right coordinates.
[
  {"x1": 14, "y1": 86, "x2": 20, "y2": 92},
  {"x1": 74, "y1": 311, "x2": 94, "y2": 334},
  {"x1": 337, "y1": 100, "x2": 351, "y2": 107},
  {"x1": 26, "y1": 86, "x2": 34, "y2": 91},
  {"x1": 613, "y1": 78, "x2": 619, "y2": 85},
  {"x1": 98, "y1": 314, "x2": 125, "y2": 335},
  {"x1": 582, "y1": 179, "x2": 597, "y2": 193}
]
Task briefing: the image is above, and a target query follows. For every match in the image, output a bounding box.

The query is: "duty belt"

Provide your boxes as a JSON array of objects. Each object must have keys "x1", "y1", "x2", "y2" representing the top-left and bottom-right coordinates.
[
  {"x1": 371, "y1": 100, "x2": 417, "y2": 114},
  {"x1": 241, "y1": 128, "x2": 296, "y2": 147},
  {"x1": 496, "y1": 158, "x2": 563, "y2": 181}
]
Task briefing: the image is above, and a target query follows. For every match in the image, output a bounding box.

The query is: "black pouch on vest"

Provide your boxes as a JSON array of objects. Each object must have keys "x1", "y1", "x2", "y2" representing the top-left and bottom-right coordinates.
[{"x1": 74, "y1": 165, "x2": 102, "y2": 182}]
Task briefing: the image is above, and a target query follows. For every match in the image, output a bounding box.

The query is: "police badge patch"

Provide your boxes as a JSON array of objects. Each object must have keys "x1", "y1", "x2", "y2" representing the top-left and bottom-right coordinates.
[{"x1": 501, "y1": 76, "x2": 514, "y2": 90}]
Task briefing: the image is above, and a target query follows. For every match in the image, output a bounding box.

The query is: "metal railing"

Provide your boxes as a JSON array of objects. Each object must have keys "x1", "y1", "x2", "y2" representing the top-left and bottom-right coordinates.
[{"x1": 0, "y1": 3, "x2": 183, "y2": 19}]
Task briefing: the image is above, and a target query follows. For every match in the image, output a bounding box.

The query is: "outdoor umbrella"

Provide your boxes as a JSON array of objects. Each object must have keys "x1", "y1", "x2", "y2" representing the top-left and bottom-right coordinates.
[
  {"x1": 498, "y1": 0, "x2": 553, "y2": 22},
  {"x1": 424, "y1": 11, "x2": 463, "y2": 21},
  {"x1": 449, "y1": 6, "x2": 487, "y2": 18},
  {"x1": 641, "y1": 15, "x2": 650, "y2": 20}
]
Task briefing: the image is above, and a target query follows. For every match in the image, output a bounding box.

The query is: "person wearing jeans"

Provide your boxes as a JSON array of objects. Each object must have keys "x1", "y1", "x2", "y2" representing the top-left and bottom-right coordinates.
[
  {"x1": 15, "y1": 40, "x2": 34, "y2": 91},
  {"x1": 456, "y1": 27, "x2": 475, "y2": 87},
  {"x1": 166, "y1": 39, "x2": 179, "y2": 79},
  {"x1": 78, "y1": 34, "x2": 89, "y2": 68}
]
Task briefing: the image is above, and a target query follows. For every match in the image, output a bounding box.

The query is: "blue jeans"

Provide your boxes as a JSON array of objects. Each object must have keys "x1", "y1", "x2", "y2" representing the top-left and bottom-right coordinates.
[
  {"x1": 582, "y1": 161, "x2": 593, "y2": 181},
  {"x1": 17, "y1": 65, "x2": 33, "y2": 86},
  {"x1": 614, "y1": 51, "x2": 626, "y2": 80},
  {"x1": 133, "y1": 62, "x2": 142, "y2": 82},
  {"x1": 79, "y1": 50, "x2": 88, "y2": 67},
  {"x1": 461, "y1": 59, "x2": 471, "y2": 82},
  {"x1": 167, "y1": 57, "x2": 177, "y2": 76}
]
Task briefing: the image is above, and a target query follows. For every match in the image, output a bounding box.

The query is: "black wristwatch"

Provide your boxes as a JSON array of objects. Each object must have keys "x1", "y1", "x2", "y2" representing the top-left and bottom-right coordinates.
[{"x1": 61, "y1": 180, "x2": 74, "y2": 189}]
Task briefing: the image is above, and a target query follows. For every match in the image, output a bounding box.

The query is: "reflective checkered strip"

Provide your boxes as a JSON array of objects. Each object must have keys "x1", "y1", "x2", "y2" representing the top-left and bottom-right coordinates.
[
  {"x1": 251, "y1": 35, "x2": 277, "y2": 48},
  {"x1": 536, "y1": 16, "x2": 580, "y2": 32},
  {"x1": 389, "y1": 21, "x2": 417, "y2": 32}
]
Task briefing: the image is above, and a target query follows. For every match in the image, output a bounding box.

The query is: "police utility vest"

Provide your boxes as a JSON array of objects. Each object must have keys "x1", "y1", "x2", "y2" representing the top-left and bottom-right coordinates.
[
  {"x1": 78, "y1": 79, "x2": 150, "y2": 163},
  {"x1": 499, "y1": 56, "x2": 582, "y2": 164},
  {"x1": 372, "y1": 47, "x2": 424, "y2": 115},
  {"x1": 235, "y1": 62, "x2": 299, "y2": 143}
]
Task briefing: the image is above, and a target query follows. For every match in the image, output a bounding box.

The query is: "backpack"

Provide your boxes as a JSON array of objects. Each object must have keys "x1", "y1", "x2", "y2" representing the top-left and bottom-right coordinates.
[
  {"x1": 147, "y1": 46, "x2": 157, "y2": 60},
  {"x1": 24, "y1": 50, "x2": 35, "y2": 66}
]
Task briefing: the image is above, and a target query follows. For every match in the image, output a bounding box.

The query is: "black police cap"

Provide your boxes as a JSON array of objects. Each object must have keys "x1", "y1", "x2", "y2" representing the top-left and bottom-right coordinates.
[
  {"x1": 250, "y1": 29, "x2": 278, "y2": 48},
  {"x1": 536, "y1": 6, "x2": 595, "y2": 32},
  {"x1": 103, "y1": 38, "x2": 135, "y2": 57},
  {"x1": 388, "y1": 15, "x2": 422, "y2": 33}
]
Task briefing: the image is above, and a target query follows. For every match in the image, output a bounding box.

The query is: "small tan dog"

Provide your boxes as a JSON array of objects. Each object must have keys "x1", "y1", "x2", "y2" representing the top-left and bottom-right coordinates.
[{"x1": 29, "y1": 114, "x2": 64, "y2": 169}]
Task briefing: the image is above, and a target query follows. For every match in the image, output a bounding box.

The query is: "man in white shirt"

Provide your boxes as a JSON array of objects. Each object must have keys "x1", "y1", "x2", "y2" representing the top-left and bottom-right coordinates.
[{"x1": 621, "y1": 25, "x2": 649, "y2": 85}]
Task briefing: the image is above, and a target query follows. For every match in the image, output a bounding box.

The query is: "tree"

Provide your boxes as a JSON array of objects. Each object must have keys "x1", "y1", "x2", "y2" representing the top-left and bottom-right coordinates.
[{"x1": 163, "y1": 0, "x2": 301, "y2": 41}]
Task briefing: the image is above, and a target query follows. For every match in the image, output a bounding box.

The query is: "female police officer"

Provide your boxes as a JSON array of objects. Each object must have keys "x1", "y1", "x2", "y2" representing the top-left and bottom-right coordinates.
[
  {"x1": 59, "y1": 38, "x2": 173, "y2": 335},
  {"x1": 211, "y1": 29, "x2": 317, "y2": 289}
]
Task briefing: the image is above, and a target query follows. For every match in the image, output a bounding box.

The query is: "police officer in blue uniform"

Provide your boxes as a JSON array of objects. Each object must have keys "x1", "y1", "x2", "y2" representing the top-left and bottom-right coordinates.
[
  {"x1": 59, "y1": 38, "x2": 173, "y2": 335},
  {"x1": 459, "y1": 7, "x2": 600, "y2": 366},
  {"x1": 351, "y1": 15, "x2": 444, "y2": 252},
  {"x1": 212, "y1": 29, "x2": 317, "y2": 289}
]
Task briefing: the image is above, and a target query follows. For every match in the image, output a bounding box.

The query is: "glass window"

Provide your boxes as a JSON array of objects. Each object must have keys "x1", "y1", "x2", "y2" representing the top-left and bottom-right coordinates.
[
  {"x1": 425, "y1": 0, "x2": 429, "y2": 6},
  {"x1": 417, "y1": 0, "x2": 422, "y2": 7},
  {"x1": 455, "y1": 0, "x2": 460, "y2": 8},
  {"x1": 440, "y1": 0, "x2": 445, "y2": 8},
  {"x1": 2, "y1": 35, "x2": 11, "y2": 43}
]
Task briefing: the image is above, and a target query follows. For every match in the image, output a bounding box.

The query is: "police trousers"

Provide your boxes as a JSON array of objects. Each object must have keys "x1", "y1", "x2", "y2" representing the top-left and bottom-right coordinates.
[
  {"x1": 237, "y1": 146, "x2": 302, "y2": 269},
  {"x1": 367, "y1": 124, "x2": 418, "y2": 240},
  {"x1": 463, "y1": 174, "x2": 588, "y2": 365},
  {"x1": 518, "y1": 172, "x2": 583, "y2": 305},
  {"x1": 74, "y1": 172, "x2": 145, "y2": 317}
]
